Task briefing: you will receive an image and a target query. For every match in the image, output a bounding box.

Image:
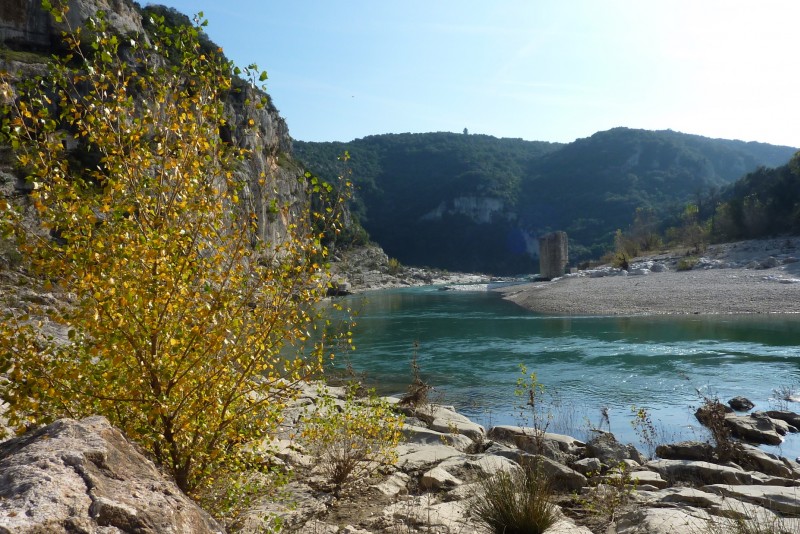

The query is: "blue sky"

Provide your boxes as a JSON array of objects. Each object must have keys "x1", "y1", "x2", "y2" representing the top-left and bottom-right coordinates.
[{"x1": 152, "y1": 1, "x2": 800, "y2": 147}]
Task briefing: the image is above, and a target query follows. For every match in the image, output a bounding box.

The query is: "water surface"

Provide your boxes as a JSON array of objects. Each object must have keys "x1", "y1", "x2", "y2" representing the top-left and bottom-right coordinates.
[{"x1": 333, "y1": 287, "x2": 800, "y2": 459}]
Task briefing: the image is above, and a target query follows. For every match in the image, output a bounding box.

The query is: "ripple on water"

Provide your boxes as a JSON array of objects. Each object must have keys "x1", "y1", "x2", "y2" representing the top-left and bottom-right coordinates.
[{"x1": 339, "y1": 288, "x2": 800, "y2": 458}]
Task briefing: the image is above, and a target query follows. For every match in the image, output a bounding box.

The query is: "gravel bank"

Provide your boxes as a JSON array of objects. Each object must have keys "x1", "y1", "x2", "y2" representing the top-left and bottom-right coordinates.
[
  {"x1": 496, "y1": 269, "x2": 800, "y2": 315},
  {"x1": 495, "y1": 238, "x2": 800, "y2": 316}
]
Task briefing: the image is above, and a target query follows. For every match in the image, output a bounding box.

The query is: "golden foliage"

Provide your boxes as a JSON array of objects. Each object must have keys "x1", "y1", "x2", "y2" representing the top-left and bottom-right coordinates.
[{"x1": 0, "y1": 5, "x2": 347, "y2": 493}]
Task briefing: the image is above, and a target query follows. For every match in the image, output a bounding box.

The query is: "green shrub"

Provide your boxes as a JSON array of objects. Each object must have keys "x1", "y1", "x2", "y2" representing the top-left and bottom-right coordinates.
[
  {"x1": 300, "y1": 389, "x2": 403, "y2": 492},
  {"x1": 576, "y1": 462, "x2": 638, "y2": 525},
  {"x1": 473, "y1": 461, "x2": 557, "y2": 534},
  {"x1": 677, "y1": 256, "x2": 699, "y2": 271},
  {"x1": 387, "y1": 257, "x2": 402, "y2": 275}
]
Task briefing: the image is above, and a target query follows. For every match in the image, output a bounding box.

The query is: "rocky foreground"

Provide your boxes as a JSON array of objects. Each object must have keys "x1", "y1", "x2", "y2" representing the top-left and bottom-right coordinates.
[
  {"x1": 3, "y1": 383, "x2": 799, "y2": 534},
  {"x1": 497, "y1": 237, "x2": 800, "y2": 316}
]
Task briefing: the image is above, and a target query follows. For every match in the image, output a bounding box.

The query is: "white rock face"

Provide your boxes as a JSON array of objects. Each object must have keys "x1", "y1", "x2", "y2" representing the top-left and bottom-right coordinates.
[{"x1": 420, "y1": 196, "x2": 506, "y2": 224}]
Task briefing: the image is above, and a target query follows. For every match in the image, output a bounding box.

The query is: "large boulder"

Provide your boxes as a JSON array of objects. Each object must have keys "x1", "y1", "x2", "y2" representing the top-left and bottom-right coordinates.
[
  {"x1": 487, "y1": 425, "x2": 585, "y2": 463},
  {"x1": 645, "y1": 459, "x2": 785, "y2": 486},
  {"x1": 655, "y1": 441, "x2": 715, "y2": 462},
  {"x1": 0, "y1": 416, "x2": 223, "y2": 534},
  {"x1": 585, "y1": 431, "x2": 643, "y2": 466},
  {"x1": 530, "y1": 454, "x2": 587, "y2": 492},
  {"x1": 765, "y1": 410, "x2": 800, "y2": 429}
]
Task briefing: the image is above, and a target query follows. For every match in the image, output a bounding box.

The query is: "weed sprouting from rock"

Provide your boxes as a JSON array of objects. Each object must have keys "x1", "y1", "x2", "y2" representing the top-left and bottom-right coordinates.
[{"x1": 399, "y1": 341, "x2": 432, "y2": 408}]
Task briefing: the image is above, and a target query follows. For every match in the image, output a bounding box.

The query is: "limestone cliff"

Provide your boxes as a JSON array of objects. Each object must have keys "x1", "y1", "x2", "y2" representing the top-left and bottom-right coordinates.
[{"x1": 0, "y1": 0, "x2": 307, "y2": 252}]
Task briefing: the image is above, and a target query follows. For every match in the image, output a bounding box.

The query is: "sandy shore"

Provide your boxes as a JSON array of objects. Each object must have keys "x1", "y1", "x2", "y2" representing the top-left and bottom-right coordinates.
[{"x1": 495, "y1": 238, "x2": 800, "y2": 316}]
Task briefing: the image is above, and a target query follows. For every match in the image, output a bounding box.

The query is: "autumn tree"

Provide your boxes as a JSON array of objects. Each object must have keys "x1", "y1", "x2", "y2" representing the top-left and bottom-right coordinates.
[
  {"x1": 0, "y1": 4, "x2": 347, "y2": 493},
  {"x1": 675, "y1": 203, "x2": 709, "y2": 253}
]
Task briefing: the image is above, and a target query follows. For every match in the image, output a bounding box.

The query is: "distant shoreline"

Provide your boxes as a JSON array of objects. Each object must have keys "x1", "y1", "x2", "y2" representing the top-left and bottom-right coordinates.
[
  {"x1": 494, "y1": 268, "x2": 800, "y2": 316},
  {"x1": 494, "y1": 238, "x2": 800, "y2": 316}
]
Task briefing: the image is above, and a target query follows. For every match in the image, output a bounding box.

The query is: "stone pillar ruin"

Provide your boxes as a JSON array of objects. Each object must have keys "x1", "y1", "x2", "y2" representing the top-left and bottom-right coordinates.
[{"x1": 539, "y1": 231, "x2": 569, "y2": 279}]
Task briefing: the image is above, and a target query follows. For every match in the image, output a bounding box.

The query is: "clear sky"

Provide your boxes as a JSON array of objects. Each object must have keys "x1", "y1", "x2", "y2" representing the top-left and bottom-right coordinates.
[{"x1": 151, "y1": 1, "x2": 799, "y2": 147}]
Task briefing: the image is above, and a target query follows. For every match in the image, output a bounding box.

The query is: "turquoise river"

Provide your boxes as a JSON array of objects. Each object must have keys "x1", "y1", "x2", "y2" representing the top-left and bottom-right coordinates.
[{"x1": 332, "y1": 286, "x2": 800, "y2": 459}]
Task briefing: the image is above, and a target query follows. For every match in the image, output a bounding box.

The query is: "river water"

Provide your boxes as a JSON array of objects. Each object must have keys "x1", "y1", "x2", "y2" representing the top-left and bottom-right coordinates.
[{"x1": 333, "y1": 286, "x2": 800, "y2": 459}]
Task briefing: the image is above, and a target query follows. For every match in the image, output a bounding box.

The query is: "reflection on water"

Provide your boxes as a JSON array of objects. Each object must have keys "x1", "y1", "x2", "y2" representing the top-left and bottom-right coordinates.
[{"x1": 333, "y1": 287, "x2": 800, "y2": 459}]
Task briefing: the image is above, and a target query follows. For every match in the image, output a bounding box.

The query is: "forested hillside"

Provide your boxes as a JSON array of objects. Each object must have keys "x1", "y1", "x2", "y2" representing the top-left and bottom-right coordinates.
[
  {"x1": 297, "y1": 128, "x2": 796, "y2": 274},
  {"x1": 711, "y1": 154, "x2": 800, "y2": 241}
]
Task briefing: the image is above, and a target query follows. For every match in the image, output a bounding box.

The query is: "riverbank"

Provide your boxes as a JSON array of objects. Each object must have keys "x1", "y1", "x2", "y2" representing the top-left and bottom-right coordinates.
[
  {"x1": 496, "y1": 237, "x2": 800, "y2": 316},
  {"x1": 329, "y1": 244, "x2": 493, "y2": 293}
]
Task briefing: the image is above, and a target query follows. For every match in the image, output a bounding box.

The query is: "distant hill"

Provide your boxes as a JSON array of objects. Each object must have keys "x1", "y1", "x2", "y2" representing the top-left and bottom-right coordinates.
[{"x1": 295, "y1": 128, "x2": 796, "y2": 274}]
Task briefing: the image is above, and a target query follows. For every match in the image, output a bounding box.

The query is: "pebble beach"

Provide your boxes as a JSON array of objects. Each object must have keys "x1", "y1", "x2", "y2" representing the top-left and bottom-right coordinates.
[{"x1": 495, "y1": 237, "x2": 800, "y2": 316}]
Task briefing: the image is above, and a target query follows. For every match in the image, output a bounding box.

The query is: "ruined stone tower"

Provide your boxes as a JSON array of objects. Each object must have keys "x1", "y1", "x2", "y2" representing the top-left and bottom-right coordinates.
[{"x1": 539, "y1": 231, "x2": 569, "y2": 279}]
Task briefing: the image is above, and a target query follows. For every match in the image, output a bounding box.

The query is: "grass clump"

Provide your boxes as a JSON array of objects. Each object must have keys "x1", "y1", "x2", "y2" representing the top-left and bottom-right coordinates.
[
  {"x1": 399, "y1": 341, "x2": 432, "y2": 407},
  {"x1": 677, "y1": 256, "x2": 699, "y2": 271},
  {"x1": 473, "y1": 461, "x2": 557, "y2": 534}
]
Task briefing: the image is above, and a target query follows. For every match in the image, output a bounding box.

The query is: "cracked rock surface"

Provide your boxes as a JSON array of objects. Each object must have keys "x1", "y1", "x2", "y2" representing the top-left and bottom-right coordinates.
[{"x1": 0, "y1": 416, "x2": 223, "y2": 534}]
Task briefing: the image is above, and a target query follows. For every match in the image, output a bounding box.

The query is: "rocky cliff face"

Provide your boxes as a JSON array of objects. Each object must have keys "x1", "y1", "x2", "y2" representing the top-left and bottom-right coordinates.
[
  {"x1": 1, "y1": 0, "x2": 143, "y2": 50},
  {"x1": 0, "y1": 0, "x2": 307, "y2": 251}
]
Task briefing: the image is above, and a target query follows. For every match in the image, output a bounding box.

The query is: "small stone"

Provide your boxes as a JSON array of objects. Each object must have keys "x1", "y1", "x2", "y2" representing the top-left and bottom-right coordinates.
[
  {"x1": 420, "y1": 467, "x2": 462, "y2": 490},
  {"x1": 728, "y1": 396, "x2": 755, "y2": 411},
  {"x1": 572, "y1": 457, "x2": 602, "y2": 475}
]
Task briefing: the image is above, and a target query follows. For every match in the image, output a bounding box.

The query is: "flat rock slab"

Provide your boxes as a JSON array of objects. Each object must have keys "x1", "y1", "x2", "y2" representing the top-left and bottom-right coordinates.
[
  {"x1": 401, "y1": 424, "x2": 474, "y2": 451},
  {"x1": 736, "y1": 444, "x2": 794, "y2": 478},
  {"x1": 438, "y1": 453, "x2": 520, "y2": 479},
  {"x1": 724, "y1": 412, "x2": 784, "y2": 445},
  {"x1": 704, "y1": 484, "x2": 800, "y2": 515},
  {"x1": 614, "y1": 507, "x2": 711, "y2": 534},
  {"x1": 654, "y1": 487, "x2": 724, "y2": 508},
  {"x1": 394, "y1": 443, "x2": 464, "y2": 471},
  {"x1": 381, "y1": 494, "x2": 470, "y2": 532},
  {"x1": 647, "y1": 459, "x2": 771, "y2": 486},
  {"x1": 546, "y1": 517, "x2": 594, "y2": 533},
  {"x1": 604, "y1": 469, "x2": 668, "y2": 489}
]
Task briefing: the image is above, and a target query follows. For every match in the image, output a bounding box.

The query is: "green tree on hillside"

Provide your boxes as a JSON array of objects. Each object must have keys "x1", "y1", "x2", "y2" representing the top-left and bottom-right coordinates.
[{"x1": 0, "y1": 4, "x2": 346, "y2": 494}]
